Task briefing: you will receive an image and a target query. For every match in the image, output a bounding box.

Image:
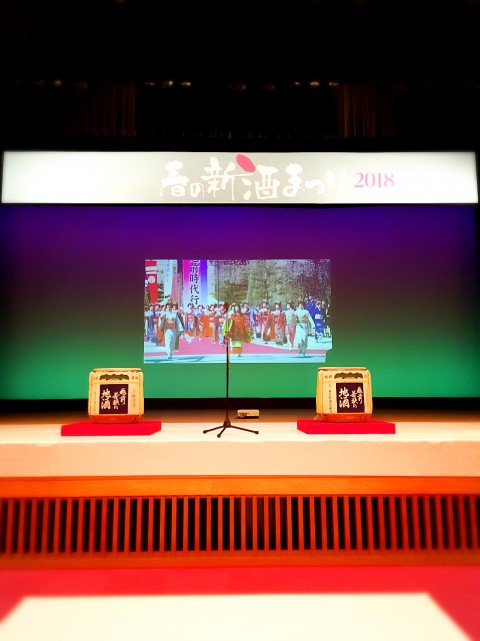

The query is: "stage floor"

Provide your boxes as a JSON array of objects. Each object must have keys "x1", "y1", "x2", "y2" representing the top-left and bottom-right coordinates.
[{"x1": 1, "y1": 408, "x2": 479, "y2": 479}]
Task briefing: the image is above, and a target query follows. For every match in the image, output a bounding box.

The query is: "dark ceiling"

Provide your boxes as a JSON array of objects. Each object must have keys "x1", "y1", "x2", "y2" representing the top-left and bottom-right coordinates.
[{"x1": 1, "y1": 0, "x2": 479, "y2": 148}]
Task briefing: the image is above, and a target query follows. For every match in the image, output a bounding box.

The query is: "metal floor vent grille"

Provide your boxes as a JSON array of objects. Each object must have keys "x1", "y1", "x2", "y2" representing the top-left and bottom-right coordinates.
[{"x1": 1, "y1": 494, "x2": 479, "y2": 563}]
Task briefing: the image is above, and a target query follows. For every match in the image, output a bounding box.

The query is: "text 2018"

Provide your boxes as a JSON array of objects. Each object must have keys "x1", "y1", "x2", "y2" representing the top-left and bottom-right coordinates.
[{"x1": 354, "y1": 172, "x2": 394, "y2": 188}]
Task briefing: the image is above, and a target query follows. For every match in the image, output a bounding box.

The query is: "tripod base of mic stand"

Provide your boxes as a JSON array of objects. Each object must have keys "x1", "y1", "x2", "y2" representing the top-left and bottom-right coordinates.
[{"x1": 203, "y1": 417, "x2": 259, "y2": 438}]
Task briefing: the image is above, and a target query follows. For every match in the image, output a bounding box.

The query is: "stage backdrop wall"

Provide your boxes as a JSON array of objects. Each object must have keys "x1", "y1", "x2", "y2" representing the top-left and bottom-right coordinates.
[{"x1": 0, "y1": 204, "x2": 479, "y2": 400}]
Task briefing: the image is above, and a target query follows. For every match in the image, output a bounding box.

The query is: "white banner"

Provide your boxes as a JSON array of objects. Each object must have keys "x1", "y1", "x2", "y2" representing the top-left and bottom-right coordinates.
[{"x1": 1, "y1": 150, "x2": 477, "y2": 204}]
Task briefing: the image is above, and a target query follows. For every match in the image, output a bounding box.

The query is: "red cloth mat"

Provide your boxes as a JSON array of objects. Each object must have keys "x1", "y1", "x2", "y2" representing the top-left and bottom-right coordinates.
[
  {"x1": 297, "y1": 419, "x2": 395, "y2": 434},
  {"x1": 61, "y1": 421, "x2": 162, "y2": 436}
]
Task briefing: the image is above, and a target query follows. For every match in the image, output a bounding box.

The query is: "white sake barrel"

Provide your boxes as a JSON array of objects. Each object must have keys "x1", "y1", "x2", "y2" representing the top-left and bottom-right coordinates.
[
  {"x1": 88, "y1": 368, "x2": 144, "y2": 423},
  {"x1": 316, "y1": 367, "x2": 372, "y2": 422}
]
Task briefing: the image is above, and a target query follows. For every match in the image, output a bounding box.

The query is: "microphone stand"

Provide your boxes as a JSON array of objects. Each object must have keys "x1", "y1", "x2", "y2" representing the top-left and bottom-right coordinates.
[{"x1": 203, "y1": 336, "x2": 259, "y2": 438}]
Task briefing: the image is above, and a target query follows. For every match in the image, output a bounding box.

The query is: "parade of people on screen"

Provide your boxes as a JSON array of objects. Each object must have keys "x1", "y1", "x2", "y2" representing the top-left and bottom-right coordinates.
[{"x1": 145, "y1": 295, "x2": 331, "y2": 360}]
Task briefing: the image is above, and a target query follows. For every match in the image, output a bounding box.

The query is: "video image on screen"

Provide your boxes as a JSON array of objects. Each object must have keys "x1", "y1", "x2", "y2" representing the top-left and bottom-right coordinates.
[{"x1": 144, "y1": 259, "x2": 332, "y2": 364}]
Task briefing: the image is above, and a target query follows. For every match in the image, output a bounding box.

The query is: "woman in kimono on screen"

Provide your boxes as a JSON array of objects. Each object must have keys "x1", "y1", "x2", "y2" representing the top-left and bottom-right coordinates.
[
  {"x1": 284, "y1": 301, "x2": 298, "y2": 350},
  {"x1": 256, "y1": 300, "x2": 270, "y2": 342},
  {"x1": 216, "y1": 303, "x2": 228, "y2": 344},
  {"x1": 295, "y1": 300, "x2": 314, "y2": 356},
  {"x1": 312, "y1": 299, "x2": 326, "y2": 341},
  {"x1": 160, "y1": 302, "x2": 185, "y2": 360},
  {"x1": 264, "y1": 301, "x2": 287, "y2": 346},
  {"x1": 183, "y1": 302, "x2": 197, "y2": 343},
  {"x1": 222, "y1": 303, "x2": 251, "y2": 357}
]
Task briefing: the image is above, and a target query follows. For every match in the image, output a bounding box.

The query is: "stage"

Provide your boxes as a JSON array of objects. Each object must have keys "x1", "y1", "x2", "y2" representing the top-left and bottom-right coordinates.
[
  {"x1": 1, "y1": 406, "x2": 479, "y2": 564},
  {"x1": 1, "y1": 406, "x2": 479, "y2": 562}
]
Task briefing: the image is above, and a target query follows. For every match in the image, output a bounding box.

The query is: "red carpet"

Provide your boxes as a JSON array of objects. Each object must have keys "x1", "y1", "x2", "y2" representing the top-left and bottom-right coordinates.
[
  {"x1": 145, "y1": 337, "x2": 327, "y2": 357},
  {"x1": 1, "y1": 566, "x2": 479, "y2": 639}
]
